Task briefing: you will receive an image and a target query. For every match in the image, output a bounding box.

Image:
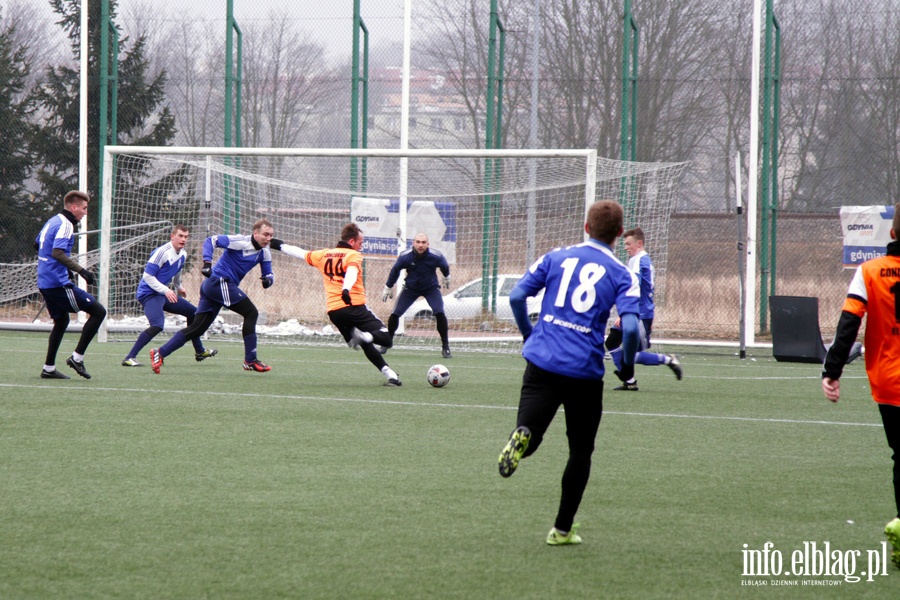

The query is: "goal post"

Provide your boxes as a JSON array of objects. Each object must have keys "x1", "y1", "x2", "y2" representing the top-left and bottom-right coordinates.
[{"x1": 94, "y1": 145, "x2": 682, "y2": 353}]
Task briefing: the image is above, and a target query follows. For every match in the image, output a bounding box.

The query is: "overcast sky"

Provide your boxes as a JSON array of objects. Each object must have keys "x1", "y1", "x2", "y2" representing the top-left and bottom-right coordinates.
[
  {"x1": 19, "y1": 0, "x2": 409, "y2": 63},
  {"x1": 128, "y1": 0, "x2": 409, "y2": 63}
]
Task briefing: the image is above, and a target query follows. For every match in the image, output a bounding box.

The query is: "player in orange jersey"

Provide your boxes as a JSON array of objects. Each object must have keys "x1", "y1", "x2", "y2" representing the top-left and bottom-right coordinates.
[
  {"x1": 271, "y1": 223, "x2": 401, "y2": 386},
  {"x1": 823, "y1": 203, "x2": 900, "y2": 568}
]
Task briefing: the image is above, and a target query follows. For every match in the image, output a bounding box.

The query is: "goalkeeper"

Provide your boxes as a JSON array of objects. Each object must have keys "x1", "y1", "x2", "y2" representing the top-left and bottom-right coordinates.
[
  {"x1": 121, "y1": 225, "x2": 217, "y2": 367},
  {"x1": 381, "y1": 232, "x2": 453, "y2": 358},
  {"x1": 150, "y1": 219, "x2": 275, "y2": 373}
]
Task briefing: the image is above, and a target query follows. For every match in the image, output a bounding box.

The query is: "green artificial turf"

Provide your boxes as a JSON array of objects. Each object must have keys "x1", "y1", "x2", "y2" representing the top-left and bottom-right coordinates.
[{"x1": 1, "y1": 332, "x2": 898, "y2": 598}]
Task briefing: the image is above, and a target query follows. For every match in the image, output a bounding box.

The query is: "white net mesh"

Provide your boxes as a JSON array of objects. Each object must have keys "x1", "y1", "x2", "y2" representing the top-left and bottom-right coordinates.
[
  {"x1": 91, "y1": 148, "x2": 685, "y2": 353},
  {"x1": 0, "y1": 222, "x2": 176, "y2": 327}
]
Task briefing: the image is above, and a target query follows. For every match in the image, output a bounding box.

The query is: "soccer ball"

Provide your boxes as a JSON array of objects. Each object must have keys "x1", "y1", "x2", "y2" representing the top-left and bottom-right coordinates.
[{"x1": 427, "y1": 364, "x2": 450, "y2": 388}]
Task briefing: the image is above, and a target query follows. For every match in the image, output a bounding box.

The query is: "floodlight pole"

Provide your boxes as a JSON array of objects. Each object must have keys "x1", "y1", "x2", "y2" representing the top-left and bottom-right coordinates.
[
  {"x1": 526, "y1": 0, "x2": 541, "y2": 267},
  {"x1": 77, "y1": 0, "x2": 89, "y2": 295},
  {"x1": 746, "y1": 0, "x2": 762, "y2": 347},
  {"x1": 396, "y1": 0, "x2": 412, "y2": 336},
  {"x1": 735, "y1": 153, "x2": 746, "y2": 359}
]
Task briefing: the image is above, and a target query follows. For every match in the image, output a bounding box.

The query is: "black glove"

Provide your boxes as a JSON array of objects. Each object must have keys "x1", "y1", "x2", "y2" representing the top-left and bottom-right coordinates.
[
  {"x1": 33, "y1": 241, "x2": 39, "y2": 252},
  {"x1": 201, "y1": 261, "x2": 212, "y2": 278},
  {"x1": 341, "y1": 289, "x2": 352, "y2": 305},
  {"x1": 615, "y1": 364, "x2": 635, "y2": 383},
  {"x1": 269, "y1": 238, "x2": 283, "y2": 251},
  {"x1": 78, "y1": 268, "x2": 95, "y2": 286},
  {"x1": 261, "y1": 274, "x2": 274, "y2": 289}
]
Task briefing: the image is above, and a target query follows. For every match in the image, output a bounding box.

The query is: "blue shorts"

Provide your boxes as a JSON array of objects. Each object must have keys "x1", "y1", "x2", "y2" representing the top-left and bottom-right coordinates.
[
  {"x1": 141, "y1": 294, "x2": 199, "y2": 329},
  {"x1": 40, "y1": 285, "x2": 98, "y2": 321},
  {"x1": 392, "y1": 286, "x2": 445, "y2": 316},
  {"x1": 196, "y1": 276, "x2": 248, "y2": 314}
]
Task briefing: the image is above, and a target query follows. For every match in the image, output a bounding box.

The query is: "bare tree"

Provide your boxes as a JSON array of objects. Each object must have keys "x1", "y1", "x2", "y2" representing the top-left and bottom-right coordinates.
[
  {"x1": 415, "y1": 0, "x2": 540, "y2": 150},
  {"x1": 151, "y1": 13, "x2": 226, "y2": 147},
  {"x1": 240, "y1": 12, "x2": 337, "y2": 149},
  {"x1": 857, "y1": 4, "x2": 900, "y2": 201},
  {"x1": 538, "y1": 0, "x2": 620, "y2": 153},
  {"x1": 3, "y1": 0, "x2": 63, "y2": 92}
]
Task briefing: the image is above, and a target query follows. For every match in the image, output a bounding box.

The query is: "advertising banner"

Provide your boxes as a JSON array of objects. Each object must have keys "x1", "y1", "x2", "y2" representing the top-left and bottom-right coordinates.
[
  {"x1": 839, "y1": 205, "x2": 894, "y2": 267},
  {"x1": 351, "y1": 197, "x2": 457, "y2": 263}
]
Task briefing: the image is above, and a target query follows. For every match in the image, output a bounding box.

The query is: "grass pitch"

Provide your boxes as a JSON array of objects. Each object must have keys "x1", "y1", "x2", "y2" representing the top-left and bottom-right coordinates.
[{"x1": 1, "y1": 331, "x2": 898, "y2": 598}]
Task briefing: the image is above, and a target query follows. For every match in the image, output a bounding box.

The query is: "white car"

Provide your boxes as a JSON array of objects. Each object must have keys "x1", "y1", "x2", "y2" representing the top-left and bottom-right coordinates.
[{"x1": 403, "y1": 274, "x2": 544, "y2": 322}]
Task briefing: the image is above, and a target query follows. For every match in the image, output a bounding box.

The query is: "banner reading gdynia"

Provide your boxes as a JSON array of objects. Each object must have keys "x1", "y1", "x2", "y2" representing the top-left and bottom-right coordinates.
[
  {"x1": 840, "y1": 206, "x2": 894, "y2": 267},
  {"x1": 350, "y1": 197, "x2": 457, "y2": 264}
]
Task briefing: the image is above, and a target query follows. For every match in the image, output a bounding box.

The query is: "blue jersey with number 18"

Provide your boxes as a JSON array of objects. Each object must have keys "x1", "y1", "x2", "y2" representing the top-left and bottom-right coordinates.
[{"x1": 515, "y1": 239, "x2": 640, "y2": 380}]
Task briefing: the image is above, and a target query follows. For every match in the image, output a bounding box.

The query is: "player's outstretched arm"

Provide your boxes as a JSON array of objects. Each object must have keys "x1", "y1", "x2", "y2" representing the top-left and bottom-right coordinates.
[{"x1": 273, "y1": 240, "x2": 309, "y2": 261}]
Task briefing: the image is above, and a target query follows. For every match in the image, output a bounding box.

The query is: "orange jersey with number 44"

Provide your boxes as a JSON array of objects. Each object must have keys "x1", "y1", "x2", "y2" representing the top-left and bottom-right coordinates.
[
  {"x1": 842, "y1": 253, "x2": 900, "y2": 406},
  {"x1": 306, "y1": 247, "x2": 367, "y2": 311}
]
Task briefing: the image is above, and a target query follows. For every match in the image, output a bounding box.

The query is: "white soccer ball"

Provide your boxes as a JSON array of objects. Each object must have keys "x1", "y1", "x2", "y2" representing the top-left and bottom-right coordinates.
[{"x1": 427, "y1": 364, "x2": 450, "y2": 388}]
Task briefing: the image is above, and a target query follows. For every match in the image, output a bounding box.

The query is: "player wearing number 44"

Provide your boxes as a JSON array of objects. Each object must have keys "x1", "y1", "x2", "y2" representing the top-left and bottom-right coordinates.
[
  {"x1": 269, "y1": 223, "x2": 402, "y2": 387},
  {"x1": 498, "y1": 200, "x2": 640, "y2": 546},
  {"x1": 150, "y1": 219, "x2": 275, "y2": 374}
]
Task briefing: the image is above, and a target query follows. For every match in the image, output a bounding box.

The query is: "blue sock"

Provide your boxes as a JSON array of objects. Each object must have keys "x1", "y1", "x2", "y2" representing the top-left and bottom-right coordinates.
[
  {"x1": 243, "y1": 334, "x2": 258, "y2": 362},
  {"x1": 610, "y1": 347, "x2": 623, "y2": 371},
  {"x1": 127, "y1": 330, "x2": 156, "y2": 359},
  {"x1": 191, "y1": 337, "x2": 205, "y2": 353},
  {"x1": 636, "y1": 351, "x2": 665, "y2": 366},
  {"x1": 159, "y1": 331, "x2": 188, "y2": 358}
]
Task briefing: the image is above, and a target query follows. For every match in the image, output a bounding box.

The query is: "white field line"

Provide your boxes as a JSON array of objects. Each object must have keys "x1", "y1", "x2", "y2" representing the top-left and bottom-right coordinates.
[{"x1": 0, "y1": 383, "x2": 881, "y2": 428}]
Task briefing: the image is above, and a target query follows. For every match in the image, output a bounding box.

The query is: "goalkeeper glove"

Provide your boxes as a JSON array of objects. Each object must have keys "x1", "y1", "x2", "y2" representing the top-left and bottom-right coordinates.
[
  {"x1": 269, "y1": 238, "x2": 283, "y2": 251},
  {"x1": 78, "y1": 268, "x2": 95, "y2": 286},
  {"x1": 382, "y1": 286, "x2": 394, "y2": 302},
  {"x1": 442, "y1": 275, "x2": 451, "y2": 290},
  {"x1": 261, "y1": 273, "x2": 274, "y2": 289},
  {"x1": 201, "y1": 261, "x2": 212, "y2": 278},
  {"x1": 341, "y1": 289, "x2": 352, "y2": 305},
  {"x1": 614, "y1": 363, "x2": 635, "y2": 383}
]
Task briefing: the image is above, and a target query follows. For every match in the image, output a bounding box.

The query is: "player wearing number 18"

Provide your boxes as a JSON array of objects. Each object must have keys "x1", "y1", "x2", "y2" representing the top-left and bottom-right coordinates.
[
  {"x1": 498, "y1": 200, "x2": 639, "y2": 546},
  {"x1": 270, "y1": 223, "x2": 402, "y2": 386}
]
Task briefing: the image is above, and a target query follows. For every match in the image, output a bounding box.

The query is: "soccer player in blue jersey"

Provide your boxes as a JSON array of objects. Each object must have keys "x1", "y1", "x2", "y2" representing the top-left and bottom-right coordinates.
[
  {"x1": 150, "y1": 219, "x2": 275, "y2": 373},
  {"x1": 382, "y1": 232, "x2": 453, "y2": 358},
  {"x1": 121, "y1": 225, "x2": 217, "y2": 366},
  {"x1": 34, "y1": 190, "x2": 107, "y2": 379},
  {"x1": 605, "y1": 227, "x2": 682, "y2": 390},
  {"x1": 497, "y1": 200, "x2": 640, "y2": 546}
]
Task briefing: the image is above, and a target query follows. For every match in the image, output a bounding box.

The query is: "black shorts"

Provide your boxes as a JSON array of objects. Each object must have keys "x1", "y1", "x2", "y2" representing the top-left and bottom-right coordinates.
[
  {"x1": 517, "y1": 361, "x2": 604, "y2": 457},
  {"x1": 40, "y1": 286, "x2": 98, "y2": 321},
  {"x1": 328, "y1": 305, "x2": 388, "y2": 343}
]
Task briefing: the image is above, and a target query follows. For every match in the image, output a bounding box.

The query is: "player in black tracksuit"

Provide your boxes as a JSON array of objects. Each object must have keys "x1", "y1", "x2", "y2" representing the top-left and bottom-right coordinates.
[{"x1": 382, "y1": 232, "x2": 452, "y2": 358}]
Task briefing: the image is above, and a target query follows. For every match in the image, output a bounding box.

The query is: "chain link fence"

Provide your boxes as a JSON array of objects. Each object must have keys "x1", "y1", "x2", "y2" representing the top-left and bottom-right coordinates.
[
  {"x1": 5, "y1": 0, "x2": 897, "y2": 345},
  {"x1": 662, "y1": 208, "x2": 852, "y2": 342}
]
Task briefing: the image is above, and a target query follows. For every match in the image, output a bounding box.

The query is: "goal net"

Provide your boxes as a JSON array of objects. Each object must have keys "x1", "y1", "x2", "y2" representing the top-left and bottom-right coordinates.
[
  {"x1": 0, "y1": 221, "x2": 179, "y2": 329},
  {"x1": 89, "y1": 147, "x2": 684, "y2": 354}
]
